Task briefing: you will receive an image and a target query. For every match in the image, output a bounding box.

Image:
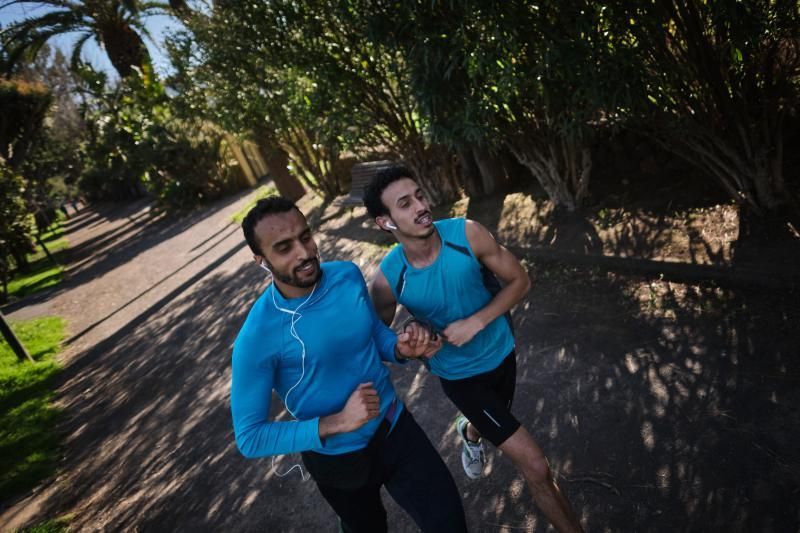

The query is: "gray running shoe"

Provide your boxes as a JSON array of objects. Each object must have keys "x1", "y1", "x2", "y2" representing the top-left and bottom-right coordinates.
[{"x1": 455, "y1": 415, "x2": 485, "y2": 479}]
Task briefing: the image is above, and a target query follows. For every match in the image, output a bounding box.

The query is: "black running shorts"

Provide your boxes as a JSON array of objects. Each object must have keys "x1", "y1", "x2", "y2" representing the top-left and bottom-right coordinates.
[{"x1": 438, "y1": 351, "x2": 520, "y2": 447}]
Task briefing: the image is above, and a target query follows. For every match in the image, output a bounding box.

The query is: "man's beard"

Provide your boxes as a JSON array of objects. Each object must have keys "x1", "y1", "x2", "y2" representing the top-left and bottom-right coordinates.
[
  {"x1": 403, "y1": 224, "x2": 436, "y2": 240},
  {"x1": 272, "y1": 257, "x2": 321, "y2": 288},
  {"x1": 414, "y1": 226, "x2": 436, "y2": 240}
]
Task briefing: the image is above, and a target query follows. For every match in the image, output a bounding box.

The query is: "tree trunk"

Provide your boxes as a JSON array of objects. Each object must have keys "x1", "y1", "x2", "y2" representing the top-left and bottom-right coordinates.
[
  {"x1": 261, "y1": 145, "x2": 305, "y2": 202},
  {"x1": 472, "y1": 146, "x2": 508, "y2": 196},
  {"x1": 665, "y1": 124, "x2": 793, "y2": 215},
  {"x1": 280, "y1": 130, "x2": 342, "y2": 201},
  {"x1": 35, "y1": 234, "x2": 58, "y2": 267},
  {"x1": 0, "y1": 311, "x2": 33, "y2": 362},
  {"x1": 458, "y1": 146, "x2": 483, "y2": 197},
  {"x1": 404, "y1": 144, "x2": 462, "y2": 206},
  {"x1": 169, "y1": 0, "x2": 191, "y2": 17},
  {"x1": 507, "y1": 134, "x2": 592, "y2": 211},
  {"x1": 9, "y1": 245, "x2": 29, "y2": 273},
  {"x1": 101, "y1": 23, "x2": 150, "y2": 79}
]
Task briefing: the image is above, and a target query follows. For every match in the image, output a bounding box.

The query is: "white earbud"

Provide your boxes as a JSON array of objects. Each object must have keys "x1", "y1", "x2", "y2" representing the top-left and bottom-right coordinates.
[
  {"x1": 259, "y1": 261, "x2": 272, "y2": 275},
  {"x1": 385, "y1": 222, "x2": 397, "y2": 230}
]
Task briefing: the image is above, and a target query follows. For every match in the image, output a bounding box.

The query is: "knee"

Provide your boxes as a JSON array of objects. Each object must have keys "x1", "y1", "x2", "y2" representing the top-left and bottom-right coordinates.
[{"x1": 518, "y1": 453, "x2": 552, "y2": 485}]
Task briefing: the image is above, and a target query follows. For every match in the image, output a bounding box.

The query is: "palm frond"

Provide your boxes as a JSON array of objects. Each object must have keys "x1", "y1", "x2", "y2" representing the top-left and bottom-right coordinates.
[
  {"x1": 4, "y1": 26, "x2": 73, "y2": 72},
  {"x1": 70, "y1": 31, "x2": 94, "y2": 70},
  {"x1": 2, "y1": 9, "x2": 85, "y2": 45},
  {"x1": 0, "y1": 0, "x2": 77, "y2": 11}
]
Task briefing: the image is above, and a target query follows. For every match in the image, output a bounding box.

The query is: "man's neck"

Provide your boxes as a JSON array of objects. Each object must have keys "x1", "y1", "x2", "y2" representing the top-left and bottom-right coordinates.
[{"x1": 398, "y1": 229, "x2": 441, "y2": 268}]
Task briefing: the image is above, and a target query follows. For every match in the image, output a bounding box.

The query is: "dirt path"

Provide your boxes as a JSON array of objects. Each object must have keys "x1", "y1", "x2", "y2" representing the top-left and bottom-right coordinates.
[{"x1": 1, "y1": 188, "x2": 798, "y2": 532}]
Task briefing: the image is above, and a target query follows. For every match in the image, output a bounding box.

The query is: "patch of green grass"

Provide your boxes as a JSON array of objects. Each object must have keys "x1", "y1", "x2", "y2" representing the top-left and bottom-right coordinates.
[
  {"x1": 16, "y1": 514, "x2": 73, "y2": 533},
  {"x1": 231, "y1": 185, "x2": 278, "y2": 224},
  {"x1": 0, "y1": 316, "x2": 66, "y2": 502},
  {"x1": 29, "y1": 233, "x2": 69, "y2": 263},
  {"x1": 6, "y1": 218, "x2": 69, "y2": 300},
  {"x1": 6, "y1": 262, "x2": 64, "y2": 299}
]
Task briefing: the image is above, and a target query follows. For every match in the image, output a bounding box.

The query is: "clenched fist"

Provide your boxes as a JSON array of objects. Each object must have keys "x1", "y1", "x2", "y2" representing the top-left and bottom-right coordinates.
[
  {"x1": 319, "y1": 383, "x2": 380, "y2": 437},
  {"x1": 442, "y1": 316, "x2": 485, "y2": 347}
]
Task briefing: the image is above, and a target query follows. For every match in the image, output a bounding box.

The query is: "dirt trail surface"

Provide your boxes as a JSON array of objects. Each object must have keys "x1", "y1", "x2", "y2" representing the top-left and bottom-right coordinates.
[{"x1": 1, "y1": 187, "x2": 798, "y2": 532}]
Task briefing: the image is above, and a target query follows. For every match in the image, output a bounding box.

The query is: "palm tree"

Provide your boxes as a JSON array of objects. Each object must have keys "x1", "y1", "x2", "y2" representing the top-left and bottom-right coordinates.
[{"x1": 1, "y1": 0, "x2": 171, "y2": 78}]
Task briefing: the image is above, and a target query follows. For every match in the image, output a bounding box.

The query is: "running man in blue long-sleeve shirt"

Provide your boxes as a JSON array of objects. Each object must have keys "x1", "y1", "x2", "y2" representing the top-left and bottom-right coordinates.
[{"x1": 231, "y1": 196, "x2": 467, "y2": 533}]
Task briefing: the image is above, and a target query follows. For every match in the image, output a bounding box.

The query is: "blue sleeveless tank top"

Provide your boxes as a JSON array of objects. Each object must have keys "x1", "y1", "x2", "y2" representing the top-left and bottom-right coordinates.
[{"x1": 379, "y1": 218, "x2": 514, "y2": 379}]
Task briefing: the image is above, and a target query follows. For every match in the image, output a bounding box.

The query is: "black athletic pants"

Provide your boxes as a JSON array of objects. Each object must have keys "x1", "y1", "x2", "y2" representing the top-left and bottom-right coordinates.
[{"x1": 313, "y1": 409, "x2": 467, "y2": 533}]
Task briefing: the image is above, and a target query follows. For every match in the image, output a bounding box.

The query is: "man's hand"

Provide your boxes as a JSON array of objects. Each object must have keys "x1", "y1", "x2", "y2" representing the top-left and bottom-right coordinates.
[
  {"x1": 319, "y1": 382, "x2": 380, "y2": 438},
  {"x1": 443, "y1": 316, "x2": 485, "y2": 347},
  {"x1": 396, "y1": 321, "x2": 442, "y2": 360}
]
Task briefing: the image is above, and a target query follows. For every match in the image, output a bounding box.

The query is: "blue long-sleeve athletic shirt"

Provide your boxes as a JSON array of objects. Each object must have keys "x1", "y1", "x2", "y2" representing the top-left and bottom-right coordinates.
[{"x1": 231, "y1": 261, "x2": 403, "y2": 458}]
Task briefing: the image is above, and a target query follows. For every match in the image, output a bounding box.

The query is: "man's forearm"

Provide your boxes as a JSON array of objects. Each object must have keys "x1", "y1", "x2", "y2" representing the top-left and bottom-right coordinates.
[
  {"x1": 472, "y1": 276, "x2": 530, "y2": 328},
  {"x1": 318, "y1": 412, "x2": 345, "y2": 439}
]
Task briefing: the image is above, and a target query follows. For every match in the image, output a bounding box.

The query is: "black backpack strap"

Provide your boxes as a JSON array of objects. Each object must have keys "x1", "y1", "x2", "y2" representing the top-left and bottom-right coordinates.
[
  {"x1": 444, "y1": 240, "x2": 471, "y2": 258},
  {"x1": 443, "y1": 238, "x2": 515, "y2": 333},
  {"x1": 394, "y1": 264, "x2": 408, "y2": 298},
  {"x1": 480, "y1": 264, "x2": 515, "y2": 334}
]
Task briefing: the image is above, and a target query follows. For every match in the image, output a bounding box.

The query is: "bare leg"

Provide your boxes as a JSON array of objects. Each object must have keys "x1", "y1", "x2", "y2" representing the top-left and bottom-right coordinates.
[
  {"x1": 498, "y1": 426, "x2": 583, "y2": 533},
  {"x1": 465, "y1": 421, "x2": 481, "y2": 442}
]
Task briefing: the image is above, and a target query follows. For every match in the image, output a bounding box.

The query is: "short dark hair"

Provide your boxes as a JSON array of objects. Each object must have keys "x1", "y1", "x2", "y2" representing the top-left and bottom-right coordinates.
[
  {"x1": 241, "y1": 196, "x2": 299, "y2": 256},
  {"x1": 363, "y1": 165, "x2": 416, "y2": 218}
]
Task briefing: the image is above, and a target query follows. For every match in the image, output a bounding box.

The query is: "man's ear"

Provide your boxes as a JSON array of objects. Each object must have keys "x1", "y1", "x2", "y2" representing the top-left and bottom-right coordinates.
[
  {"x1": 253, "y1": 254, "x2": 265, "y2": 266},
  {"x1": 376, "y1": 216, "x2": 395, "y2": 232}
]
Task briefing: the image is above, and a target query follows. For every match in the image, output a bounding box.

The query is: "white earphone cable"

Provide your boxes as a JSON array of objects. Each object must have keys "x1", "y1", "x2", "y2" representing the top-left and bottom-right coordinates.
[
  {"x1": 271, "y1": 281, "x2": 317, "y2": 418},
  {"x1": 262, "y1": 262, "x2": 318, "y2": 481}
]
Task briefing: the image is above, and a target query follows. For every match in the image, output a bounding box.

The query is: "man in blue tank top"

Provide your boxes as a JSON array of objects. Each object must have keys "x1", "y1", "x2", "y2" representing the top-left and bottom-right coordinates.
[
  {"x1": 231, "y1": 196, "x2": 467, "y2": 532},
  {"x1": 365, "y1": 167, "x2": 583, "y2": 533}
]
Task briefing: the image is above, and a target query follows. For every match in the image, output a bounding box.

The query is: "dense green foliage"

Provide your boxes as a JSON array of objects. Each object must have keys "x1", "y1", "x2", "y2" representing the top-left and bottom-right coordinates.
[
  {"x1": 0, "y1": 78, "x2": 51, "y2": 169},
  {"x1": 78, "y1": 64, "x2": 240, "y2": 208},
  {"x1": 2, "y1": 1, "x2": 797, "y2": 218},
  {"x1": 171, "y1": 1, "x2": 465, "y2": 202},
  {"x1": 613, "y1": 0, "x2": 800, "y2": 213},
  {"x1": 172, "y1": 0, "x2": 797, "y2": 211},
  {"x1": 0, "y1": 164, "x2": 36, "y2": 295},
  {"x1": 17, "y1": 46, "x2": 86, "y2": 212},
  {"x1": 374, "y1": 1, "x2": 636, "y2": 208},
  {"x1": 0, "y1": 78, "x2": 50, "y2": 287}
]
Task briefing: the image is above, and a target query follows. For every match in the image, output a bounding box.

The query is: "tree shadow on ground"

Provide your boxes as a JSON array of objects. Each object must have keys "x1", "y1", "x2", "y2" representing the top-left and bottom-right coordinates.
[
  {"x1": 62, "y1": 189, "x2": 254, "y2": 282},
  {"x1": 4, "y1": 182, "x2": 798, "y2": 532},
  {"x1": 2, "y1": 189, "x2": 254, "y2": 316},
  {"x1": 385, "y1": 259, "x2": 799, "y2": 532},
  {"x1": 16, "y1": 253, "x2": 794, "y2": 532},
  {"x1": 3, "y1": 255, "x2": 329, "y2": 531},
  {"x1": 469, "y1": 261, "x2": 798, "y2": 532}
]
